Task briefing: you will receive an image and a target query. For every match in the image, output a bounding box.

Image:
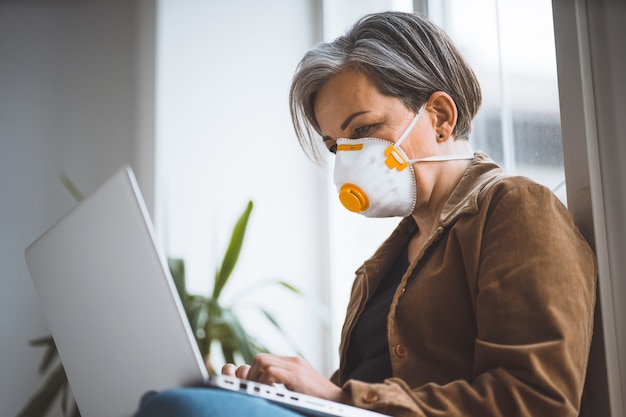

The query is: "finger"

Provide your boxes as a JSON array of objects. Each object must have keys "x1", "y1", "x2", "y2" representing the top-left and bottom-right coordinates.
[
  {"x1": 263, "y1": 366, "x2": 293, "y2": 387},
  {"x1": 247, "y1": 354, "x2": 295, "y2": 386},
  {"x1": 221, "y1": 363, "x2": 237, "y2": 376},
  {"x1": 247, "y1": 353, "x2": 278, "y2": 382},
  {"x1": 235, "y1": 365, "x2": 251, "y2": 379}
]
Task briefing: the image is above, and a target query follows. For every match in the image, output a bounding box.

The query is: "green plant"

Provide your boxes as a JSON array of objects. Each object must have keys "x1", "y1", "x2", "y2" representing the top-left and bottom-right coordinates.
[
  {"x1": 17, "y1": 175, "x2": 318, "y2": 417},
  {"x1": 167, "y1": 200, "x2": 306, "y2": 372},
  {"x1": 16, "y1": 174, "x2": 85, "y2": 417},
  {"x1": 16, "y1": 336, "x2": 79, "y2": 417}
]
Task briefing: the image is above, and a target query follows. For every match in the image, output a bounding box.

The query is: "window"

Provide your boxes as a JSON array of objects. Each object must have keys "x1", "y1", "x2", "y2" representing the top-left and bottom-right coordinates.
[{"x1": 429, "y1": 0, "x2": 565, "y2": 199}]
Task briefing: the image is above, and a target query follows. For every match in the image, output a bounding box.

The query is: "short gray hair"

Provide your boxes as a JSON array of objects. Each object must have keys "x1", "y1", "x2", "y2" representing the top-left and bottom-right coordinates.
[{"x1": 289, "y1": 11, "x2": 482, "y2": 163}]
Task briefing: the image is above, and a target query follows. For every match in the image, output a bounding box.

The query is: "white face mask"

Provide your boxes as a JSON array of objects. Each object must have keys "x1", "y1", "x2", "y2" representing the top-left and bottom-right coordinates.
[{"x1": 332, "y1": 105, "x2": 474, "y2": 218}]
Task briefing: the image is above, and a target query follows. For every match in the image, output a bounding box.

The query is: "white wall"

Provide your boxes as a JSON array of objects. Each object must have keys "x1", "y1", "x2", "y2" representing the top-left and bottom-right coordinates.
[
  {"x1": 156, "y1": 0, "x2": 333, "y2": 374},
  {"x1": 0, "y1": 1, "x2": 155, "y2": 416}
]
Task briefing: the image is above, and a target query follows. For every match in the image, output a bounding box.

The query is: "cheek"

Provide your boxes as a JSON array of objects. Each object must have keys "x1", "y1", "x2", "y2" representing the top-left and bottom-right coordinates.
[{"x1": 401, "y1": 129, "x2": 435, "y2": 158}]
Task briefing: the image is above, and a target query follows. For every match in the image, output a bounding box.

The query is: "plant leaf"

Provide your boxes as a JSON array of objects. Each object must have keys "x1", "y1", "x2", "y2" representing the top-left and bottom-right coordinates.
[
  {"x1": 220, "y1": 344, "x2": 236, "y2": 365},
  {"x1": 16, "y1": 363, "x2": 68, "y2": 417},
  {"x1": 60, "y1": 380, "x2": 81, "y2": 417},
  {"x1": 258, "y1": 307, "x2": 282, "y2": 330},
  {"x1": 70, "y1": 402, "x2": 81, "y2": 417},
  {"x1": 228, "y1": 279, "x2": 301, "y2": 301},
  {"x1": 258, "y1": 307, "x2": 305, "y2": 357},
  {"x1": 212, "y1": 201, "x2": 253, "y2": 300},
  {"x1": 61, "y1": 383, "x2": 70, "y2": 415},
  {"x1": 219, "y1": 308, "x2": 256, "y2": 363},
  {"x1": 277, "y1": 280, "x2": 301, "y2": 294},
  {"x1": 38, "y1": 341, "x2": 60, "y2": 375},
  {"x1": 28, "y1": 335, "x2": 59, "y2": 375},
  {"x1": 250, "y1": 340, "x2": 271, "y2": 355},
  {"x1": 28, "y1": 335, "x2": 54, "y2": 347},
  {"x1": 168, "y1": 257, "x2": 187, "y2": 300},
  {"x1": 58, "y1": 173, "x2": 84, "y2": 202}
]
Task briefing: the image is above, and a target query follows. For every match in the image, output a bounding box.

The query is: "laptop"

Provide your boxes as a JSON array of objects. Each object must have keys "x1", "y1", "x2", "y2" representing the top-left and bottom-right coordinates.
[{"x1": 25, "y1": 166, "x2": 387, "y2": 417}]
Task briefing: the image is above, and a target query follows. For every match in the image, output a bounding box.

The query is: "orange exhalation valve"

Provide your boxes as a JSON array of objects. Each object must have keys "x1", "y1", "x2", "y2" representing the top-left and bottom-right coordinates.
[{"x1": 338, "y1": 183, "x2": 369, "y2": 213}]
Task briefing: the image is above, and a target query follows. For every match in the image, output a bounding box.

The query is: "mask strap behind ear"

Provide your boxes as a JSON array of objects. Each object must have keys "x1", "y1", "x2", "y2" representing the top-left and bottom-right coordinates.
[{"x1": 394, "y1": 103, "x2": 427, "y2": 148}]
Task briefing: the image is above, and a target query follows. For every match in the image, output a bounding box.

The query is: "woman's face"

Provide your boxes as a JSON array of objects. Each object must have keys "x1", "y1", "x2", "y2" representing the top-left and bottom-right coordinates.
[
  {"x1": 313, "y1": 68, "x2": 469, "y2": 216},
  {"x1": 313, "y1": 69, "x2": 437, "y2": 160}
]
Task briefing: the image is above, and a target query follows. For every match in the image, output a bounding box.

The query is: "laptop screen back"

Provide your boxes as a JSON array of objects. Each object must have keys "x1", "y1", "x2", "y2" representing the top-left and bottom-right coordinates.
[{"x1": 25, "y1": 167, "x2": 207, "y2": 417}]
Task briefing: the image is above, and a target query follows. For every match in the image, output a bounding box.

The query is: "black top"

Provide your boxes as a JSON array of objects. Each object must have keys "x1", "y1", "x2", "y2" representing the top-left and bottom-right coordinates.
[{"x1": 344, "y1": 247, "x2": 409, "y2": 382}]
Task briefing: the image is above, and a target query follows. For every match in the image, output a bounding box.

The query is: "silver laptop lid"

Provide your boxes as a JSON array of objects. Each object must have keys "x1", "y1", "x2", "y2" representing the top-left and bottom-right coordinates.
[{"x1": 25, "y1": 167, "x2": 208, "y2": 417}]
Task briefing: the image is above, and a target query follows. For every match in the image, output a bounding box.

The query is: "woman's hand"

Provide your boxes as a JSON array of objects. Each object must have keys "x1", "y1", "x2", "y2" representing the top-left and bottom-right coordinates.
[
  {"x1": 221, "y1": 363, "x2": 251, "y2": 379},
  {"x1": 222, "y1": 354, "x2": 347, "y2": 403}
]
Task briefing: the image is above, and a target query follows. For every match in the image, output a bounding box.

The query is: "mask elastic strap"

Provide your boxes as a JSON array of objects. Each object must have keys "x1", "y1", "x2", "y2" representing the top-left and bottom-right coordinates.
[
  {"x1": 408, "y1": 154, "x2": 475, "y2": 163},
  {"x1": 394, "y1": 104, "x2": 427, "y2": 149}
]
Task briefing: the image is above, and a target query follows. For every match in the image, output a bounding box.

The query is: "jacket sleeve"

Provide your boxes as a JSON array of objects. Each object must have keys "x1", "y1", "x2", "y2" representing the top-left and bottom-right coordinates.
[{"x1": 342, "y1": 184, "x2": 597, "y2": 417}]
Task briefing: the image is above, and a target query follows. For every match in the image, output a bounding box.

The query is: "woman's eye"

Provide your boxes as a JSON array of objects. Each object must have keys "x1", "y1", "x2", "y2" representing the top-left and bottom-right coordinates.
[
  {"x1": 354, "y1": 125, "x2": 372, "y2": 138},
  {"x1": 329, "y1": 143, "x2": 337, "y2": 154}
]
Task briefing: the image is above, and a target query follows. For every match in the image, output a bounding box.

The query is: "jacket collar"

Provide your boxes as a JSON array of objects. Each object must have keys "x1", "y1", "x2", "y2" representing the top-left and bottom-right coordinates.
[
  {"x1": 439, "y1": 151, "x2": 503, "y2": 227},
  {"x1": 359, "y1": 152, "x2": 503, "y2": 280}
]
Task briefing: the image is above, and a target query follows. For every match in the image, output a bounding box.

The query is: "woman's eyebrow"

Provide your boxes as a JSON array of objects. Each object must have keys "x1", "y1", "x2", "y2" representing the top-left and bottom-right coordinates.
[{"x1": 341, "y1": 111, "x2": 369, "y2": 130}]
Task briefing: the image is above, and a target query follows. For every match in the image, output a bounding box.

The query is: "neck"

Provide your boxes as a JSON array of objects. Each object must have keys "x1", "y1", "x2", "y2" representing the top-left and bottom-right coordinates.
[{"x1": 411, "y1": 141, "x2": 473, "y2": 234}]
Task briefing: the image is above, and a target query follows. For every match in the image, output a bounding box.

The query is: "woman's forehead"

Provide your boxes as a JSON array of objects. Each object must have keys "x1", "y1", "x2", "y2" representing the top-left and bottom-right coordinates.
[{"x1": 314, "y1": 70, "x2": 391, "y2": 126}]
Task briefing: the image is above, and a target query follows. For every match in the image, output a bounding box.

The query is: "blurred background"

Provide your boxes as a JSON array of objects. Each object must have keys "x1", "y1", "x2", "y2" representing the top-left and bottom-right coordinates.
[{"x1": 1, "y1": 0, "x2": 607, "y2": 416}]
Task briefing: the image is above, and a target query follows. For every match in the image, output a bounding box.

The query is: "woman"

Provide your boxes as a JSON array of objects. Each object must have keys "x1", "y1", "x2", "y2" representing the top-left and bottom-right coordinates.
[{"x1": 135, "y1": 11, "x2": 596, "y2": 417}]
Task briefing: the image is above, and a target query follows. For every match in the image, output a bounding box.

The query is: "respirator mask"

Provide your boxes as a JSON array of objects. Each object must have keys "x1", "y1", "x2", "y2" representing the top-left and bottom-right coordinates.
[{"x1": 333, "y1": 105, "x2": 474, "y2": 218}]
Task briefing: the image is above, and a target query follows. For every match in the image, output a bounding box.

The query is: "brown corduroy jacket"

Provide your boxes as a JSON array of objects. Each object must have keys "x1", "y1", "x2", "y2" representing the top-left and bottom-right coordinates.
[{"x1": 332, "y1": 152, "x2": 597, "y2": 417}]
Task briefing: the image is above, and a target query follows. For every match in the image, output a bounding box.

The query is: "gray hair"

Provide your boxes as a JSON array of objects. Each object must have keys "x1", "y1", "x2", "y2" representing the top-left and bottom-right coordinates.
[{"x1": 289, "y1": 11, "x2": 482, "y2": 163}]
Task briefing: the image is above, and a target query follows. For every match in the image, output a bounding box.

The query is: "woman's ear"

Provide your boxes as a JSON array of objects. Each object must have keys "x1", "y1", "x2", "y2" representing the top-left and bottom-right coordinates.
[{"x1": 426, "y1": 91, "x2": 458, "y2": 141}]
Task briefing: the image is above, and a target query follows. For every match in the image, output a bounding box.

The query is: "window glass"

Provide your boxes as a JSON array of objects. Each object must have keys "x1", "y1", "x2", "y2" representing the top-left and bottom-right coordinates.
[{"x1": 429, "y1": 0, "x2": 566, "y2": 200}]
